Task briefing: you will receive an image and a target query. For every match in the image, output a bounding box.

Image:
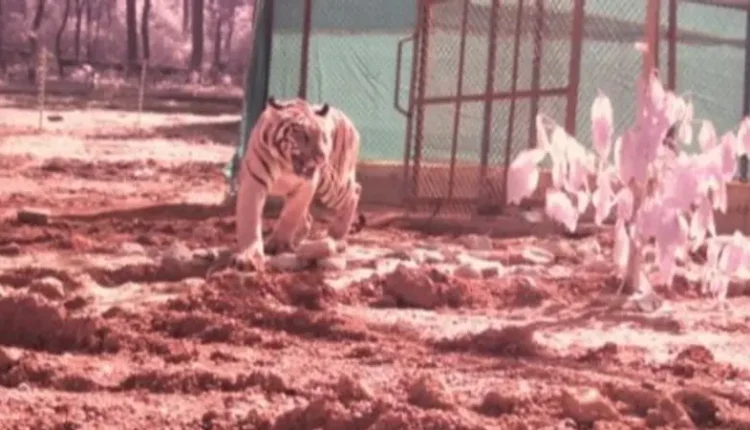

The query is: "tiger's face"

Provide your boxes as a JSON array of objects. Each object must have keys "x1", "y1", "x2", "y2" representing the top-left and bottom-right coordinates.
[{"x1": 266, "y1": 97, "x2": 332, "y2": 180}]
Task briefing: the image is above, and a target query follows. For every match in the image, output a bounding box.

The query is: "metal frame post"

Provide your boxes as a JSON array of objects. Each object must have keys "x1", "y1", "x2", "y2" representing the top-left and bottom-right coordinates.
[
  {"x1": 741, "y1": 7, "x2": 750, "y2": 181},
  {"x1": 298, "y1": 0, "x2": 313, "y2": 98},
  {"x1": 565, "y1": 0, "x2": 585, "y2": 135}
]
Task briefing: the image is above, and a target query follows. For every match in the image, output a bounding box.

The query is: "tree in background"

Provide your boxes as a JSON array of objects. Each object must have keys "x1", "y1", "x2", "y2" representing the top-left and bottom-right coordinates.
[
  {"x1": 182, "y1": 0, "x2": 190, "y2": 36},
  {"x1": 27, "y1": 0, "x2": 46, "y2": 83},
  {"x1": 209, "y1": 0, "x2": 239, "y2": 74},
  {"x1": 73, "y1": 0, "x2": 85, "y2": 59},
  {"x1": 126, "y1": 0, "x2": 137, "y2": 73},
  {"x1": 55, "y1": 0, "x2": 71, "y2": 75},
  {"x1": 222, "y1": 0, "x2": 238, "y2": 64},
  {"x1": 190, "y1": 0, "x2": 204, "y2": 72},
  {"x1": 0, "y1": 0, "x2": 5, "y2": 72},
  {"x1": 141, "y1": 0, "x2": 151, "y2": 62}
]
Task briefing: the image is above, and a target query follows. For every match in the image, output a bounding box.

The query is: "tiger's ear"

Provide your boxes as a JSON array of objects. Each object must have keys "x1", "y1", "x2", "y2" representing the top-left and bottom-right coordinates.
[
  {"x1": 267, "y1": 97, "x2": 284, "y2": 110},
  {"x1": 314, "y1": 103, "x2": 330, "y2": 117}
]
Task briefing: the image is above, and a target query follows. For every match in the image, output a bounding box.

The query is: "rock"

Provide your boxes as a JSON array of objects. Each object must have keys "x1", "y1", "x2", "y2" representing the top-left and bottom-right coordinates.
[
  {"x1": 268, "y1": 253, "x2": 307, "y2": 272},
  {"x1": 318, "y1": 256, "x2": 347, "y2": 271},
  {"x1": 180, "y1": 277, "x2": 206, "y2": 289},
  {"x1": 560, "y1": 387, "x2": 620, "y2": 423},
  {"x1": 480, "y1": 265, "x2": 501, "y2": 278},
  {"x1": 342, "y1": 246, "x2": 381, "y2": 265},
  {"x1": 0, "y1": 347, "x2": 22, "y2": 371},
  {"x1": 296, "y1": 238, "x2": 339, "y2": 261},
  {"x1": 161, "y1": 242, "x2": 193, "y2": 267},
  {"x1": 423, "y1": 250, "x2": 445, "y2": 263},
  {"x1": 119, "y1": 242, "x2": 147, "y2": 255},
  {"x1": 460, "y1": 234, "x2": 493, "y2": 251},
  {"x1": 375, "y1": 258, "x2": 417, "y2": 275},
  {"x1": 454, "y1": 254, "x2": 502, "y2": 279},
  {"x1": 64, "y1": 294, "x2": 91, "y2": 311},
  {"x1": 383, "y1": 265, "x2": 441, "y2": 309},
  {"x1": 335, "y1": 374, "x2": 373, "y2": 402},
  {"x1": 602, "y1": 382, "x2": 660, "y2": 415},
  {"x1": 407, "y1": 374, "x2": 454, "y2": 410},
  {"x1": 521, "y1": 246, "x2": 555, "y2": 265},
  {"x1": 0, "y1": 242, "x2": 21, "y2": 256},
  {"x1": 384, "y1": 249, "x2": 413, "y2": 261},
  {"x1": 673, "y1": 388, "x2": 721, "y2": 427},
  {"x1": 454, "y1": 263, "x2": 483, "y2": 280},
  {"x1": 17, "y1": 207, "x2": 51, "y2": 225},
  {"x1": 648, "y1": 395, "x2": 693, "y2": 428},
  {"x1": 545, "y1": 241, "x2": 578, "y2": 261},
  {"x1": 29, "y1": 276, "x2": 65, "y2": 300},
  {"x1": 480, "y1": 390, "x2": 519, "y2": 416}
]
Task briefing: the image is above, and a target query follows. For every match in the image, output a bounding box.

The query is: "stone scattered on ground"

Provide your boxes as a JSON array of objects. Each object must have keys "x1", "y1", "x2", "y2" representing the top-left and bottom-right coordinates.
[
  {"x1": 0, "y1": 242, "x2": 21, "y2": 256},
  {"x1": 0, "y1": 346, "x2": 23, "y2": 371},
  {"x1": 296, "y1": 238, "x2": 340, "y2": 261},
  {"x1": 28, "y1": 276, "x2": 66, "y2": 300},
  {"x1": 268, "y1": 253, "x2": 308, "y2": 272},
  {"x1": 16, "y1": 207, "x2": 51, "y2": 225},
  {"x1": 560, "y1": 387, "x2": 620, "y2": 423},
  {"x1": 460, "y1": 234, "x2": 493, "y2": 251},
  {"x1": 407, "y1": 374, "x2": 455, "y2": 410}
]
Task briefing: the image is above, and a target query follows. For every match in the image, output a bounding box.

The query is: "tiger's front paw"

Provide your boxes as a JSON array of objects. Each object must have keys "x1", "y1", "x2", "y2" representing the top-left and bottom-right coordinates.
[
  {"x1": 231, "y1": 242, "x2": 265, "y2": 272},
  {"x1": 264, "y1": 234, "x2": 295, "y2": 256},
  {"x1": 350, "y1": 213, "x2": 367, "y2": 235}
]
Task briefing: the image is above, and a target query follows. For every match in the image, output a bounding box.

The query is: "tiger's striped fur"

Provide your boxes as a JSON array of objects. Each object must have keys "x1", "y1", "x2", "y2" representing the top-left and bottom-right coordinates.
[{"x1": 234, "y1": 96, "x2": 362, "y2": 270}]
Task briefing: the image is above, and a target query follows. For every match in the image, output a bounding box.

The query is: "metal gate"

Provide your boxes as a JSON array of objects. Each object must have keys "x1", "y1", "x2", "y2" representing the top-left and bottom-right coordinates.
[{"x1": 400, "y1": 0, "x2": 585, "y2": 214}]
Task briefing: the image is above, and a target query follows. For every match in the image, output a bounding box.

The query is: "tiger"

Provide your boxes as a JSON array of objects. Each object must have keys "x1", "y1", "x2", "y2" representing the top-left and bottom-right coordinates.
[{"x1": 232, "y1": 96, "x2": 364, "y2": 271}]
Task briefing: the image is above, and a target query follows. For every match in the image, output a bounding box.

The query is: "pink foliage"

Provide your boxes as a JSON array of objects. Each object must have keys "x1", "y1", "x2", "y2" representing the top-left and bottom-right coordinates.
[{"x1": 506, "y1": 69, "x2": 750, "y2": 299}]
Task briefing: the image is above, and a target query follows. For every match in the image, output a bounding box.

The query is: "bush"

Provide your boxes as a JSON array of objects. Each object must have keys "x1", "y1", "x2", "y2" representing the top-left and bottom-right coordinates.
[{"x1": 507, "y1": 67, "x2": 749, "y2": 304}]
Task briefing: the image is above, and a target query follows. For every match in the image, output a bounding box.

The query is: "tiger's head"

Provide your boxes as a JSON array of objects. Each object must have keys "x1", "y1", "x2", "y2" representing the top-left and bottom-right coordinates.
[{"x1": 265, "y1": 97, "x2": 333, "y2": 180}]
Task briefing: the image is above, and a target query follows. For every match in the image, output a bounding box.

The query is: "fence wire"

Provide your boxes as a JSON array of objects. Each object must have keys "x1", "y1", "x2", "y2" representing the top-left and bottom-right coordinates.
[{"x1": 265, "y1": 0, "x2": 750, "y2": 211}]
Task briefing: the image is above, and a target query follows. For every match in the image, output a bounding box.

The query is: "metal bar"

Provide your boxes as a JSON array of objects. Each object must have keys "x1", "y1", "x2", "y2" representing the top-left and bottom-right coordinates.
[
  {"x1": 298, "y1": 0, "x2": 313, "y2": 98},
  {"x1": 654, "y1": 0, "x2": 661, "y2": 70},
  {"x1": 667, "y1": 0, "x2": 677, "y2": 90},
  {"x1": 679, "y1": 0, "x2": 750, "y2": 11},
  {"x1": 501, "y1": 0, "x2": 525, "y2": 212},
  {"x1": 528, "y1": 0, "x2": 545, "y2": 148},
  {"x1": 422, "y1": 87, "x2": 568, "y2": 106},
  {"x1": 741, "y1": 8, "x2": 750, "y2": 181},
  {"x1": 643, "y1": 0, "x2": 660, "y2": 79},
  {"x1": 411, "y1": 1, "x2": 432, "y2": 200},
  {"x1": 447, "y1": 0, "x2": 471, "y2": 200},
  {"x1": 262, "y1": 0, "x2": 275, "y2": 101},
  {"x1": 401, "y1": 1, "x2": 424, "y2": 204},
  {"x1": 565, "y1": 0, "x2": 585, "y2": 135},
  {"x1": 394, "y1": 36, "x2": 414, "y2": 116},
  {"x1": 478, "y1": 0, "x2": 500, "y2": 206}
]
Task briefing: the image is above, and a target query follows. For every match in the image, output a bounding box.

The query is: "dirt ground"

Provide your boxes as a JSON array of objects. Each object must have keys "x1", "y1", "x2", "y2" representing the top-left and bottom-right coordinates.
[{"x1": 1, "y1": 99, "x2": 750, "y2": 430}]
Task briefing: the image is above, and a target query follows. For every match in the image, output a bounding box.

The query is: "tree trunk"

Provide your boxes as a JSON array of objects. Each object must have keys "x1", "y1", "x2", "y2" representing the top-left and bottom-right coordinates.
[
  {"x1": 125, "y1": 0, "x2": 138, "y2": 73},
  {"x1": 106, "y1": 0, "x2": 113, "y2": 25},
  {"x1": 74, "y1": 0, "x2": 84, "y2": 60},
  {"x1": 182, "y1": 0, "x2": 190, "y2": 35},
  {"x1": 212, "y1": 9, "x2": 222, "y2": 72},
  {"x1": 84, "y1": 0, "x2": 92, "y2": 61},
  {"x1": 0, "y1": 0, "x2": 5, "y2": 72},
  {"x1": 190, "y1": 0, "x2": 204, "y2": 70},
  {"x1": 141, "y1": 0, "x2": 151, "y2": 61},
  {"x1": 55, "y1": 0, "x2": 71, "y2": 76},
  {"x1": 28, "y1": 0, "x2": 46, "y2": 84},
  {"x1": 224, "y1": 1, "x2": 236, "y2": 61},
  {"x1": 90, "y1": 0, "x2": 103, "y2": 60}
]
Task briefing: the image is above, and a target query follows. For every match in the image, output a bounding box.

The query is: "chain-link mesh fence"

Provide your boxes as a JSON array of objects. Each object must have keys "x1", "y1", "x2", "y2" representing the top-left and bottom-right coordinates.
[
  {"x1": 664, "y1": 1, "x2": 747, "y2": 145},
  {"x1": 264, "y1": 0, "x2": 750, "y2": 212}
]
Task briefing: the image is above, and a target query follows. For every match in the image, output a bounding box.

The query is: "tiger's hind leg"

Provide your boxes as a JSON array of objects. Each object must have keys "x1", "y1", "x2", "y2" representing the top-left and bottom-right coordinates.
[{"x1": 265, "y1": 181, "x2": 316, "y2": 255}]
